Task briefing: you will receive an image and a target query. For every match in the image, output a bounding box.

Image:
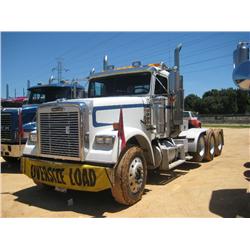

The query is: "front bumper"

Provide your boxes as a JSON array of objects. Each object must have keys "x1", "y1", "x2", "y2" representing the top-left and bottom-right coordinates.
[
  {"x1": 21, "y1": 157, "x2": 112, "y2": 192},
  {"x1": 1, "y1": 144, "x2": 25, "y2": 158}
]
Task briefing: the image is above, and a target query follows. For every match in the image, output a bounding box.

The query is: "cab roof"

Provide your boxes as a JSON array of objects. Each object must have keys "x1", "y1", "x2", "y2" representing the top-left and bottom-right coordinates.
[
  {"x1": 88, "y1": 63, "x2": 170, "y2": 80},
  {"x1": 28, "y1": 83, "x2": 84, "y2": 91}
]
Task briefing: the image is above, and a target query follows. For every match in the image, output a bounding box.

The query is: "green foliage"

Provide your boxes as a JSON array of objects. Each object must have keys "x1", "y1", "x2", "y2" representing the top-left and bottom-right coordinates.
[
  {"x1": 184, "y1": 88, "x2": 250, "y2": 114},
  {"x1": 184, "y1": 94, "x2": 202, "y2": 112}
]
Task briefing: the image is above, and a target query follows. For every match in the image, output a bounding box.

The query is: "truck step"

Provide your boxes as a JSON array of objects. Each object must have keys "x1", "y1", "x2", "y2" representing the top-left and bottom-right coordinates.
[
  {"x1": 185, "y1": 155, "x2": 193, "y2": 161},
  {"x1": 168, "y1": 159, "x2": 186, "y2": 170}
]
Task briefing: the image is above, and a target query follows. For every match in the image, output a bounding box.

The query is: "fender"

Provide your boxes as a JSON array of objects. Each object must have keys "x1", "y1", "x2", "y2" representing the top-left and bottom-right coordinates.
[
  {"x1": 124, "y1": 127, "x2": 155, "y2": 167},
  {"x1": 179, "y1": 128, "x2": 208, "y2": 153}
]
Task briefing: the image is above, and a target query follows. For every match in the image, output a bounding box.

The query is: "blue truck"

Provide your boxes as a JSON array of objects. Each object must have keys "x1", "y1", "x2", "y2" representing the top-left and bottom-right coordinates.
[{"x1": 1, "y1": 82, "x2": 85, "y2": 163}]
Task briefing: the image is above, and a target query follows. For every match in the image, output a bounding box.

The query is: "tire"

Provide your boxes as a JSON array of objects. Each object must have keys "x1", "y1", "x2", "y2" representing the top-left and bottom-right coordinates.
[
  {"x1": 203, "y1": 129, "x2": 216, "y2": 161},
  {"x1": 111, "y1": 146, "x2": 147, "y2": 205},
  {"x1": 2, "y1": 156, "x2": 20, "y2": 163},
  {"x1": 190, "y1": 134, "x2": 206, "y2": 162},
  {"x1": 214, "y1": 129, "x2": 224, "y2": 156}
]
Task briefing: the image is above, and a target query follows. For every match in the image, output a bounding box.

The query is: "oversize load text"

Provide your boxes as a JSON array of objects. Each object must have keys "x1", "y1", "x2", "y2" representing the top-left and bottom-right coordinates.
[{"x1": 30, "y1": 164, "x2": 97, "y2": 187}]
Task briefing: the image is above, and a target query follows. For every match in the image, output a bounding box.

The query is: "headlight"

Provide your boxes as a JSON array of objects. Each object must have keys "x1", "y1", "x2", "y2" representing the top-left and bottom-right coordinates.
[
  {"x1": 95, "y1": 135, "x2": 115, "y2": 145},
  {"x1": 29, "y1": 132, "x2": 37, "y2": 143}
]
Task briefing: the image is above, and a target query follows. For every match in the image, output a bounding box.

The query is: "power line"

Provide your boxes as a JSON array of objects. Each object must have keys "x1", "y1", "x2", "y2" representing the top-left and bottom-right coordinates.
[
  {"x1": 183, "y1": 63, "x2": 232, "y2": 74},
  {"x1": 182, "y1": 54, "x2": 232, "y2": 67},
  {"x1": 107, "y1": 33, "x2": 226, "y2": 67},
  {"x1": 66, "y1": 33, "x2": 228, "y2": 76},
  {"x1": 67, "y1": 33, "x2": 122, "y2": 64}
]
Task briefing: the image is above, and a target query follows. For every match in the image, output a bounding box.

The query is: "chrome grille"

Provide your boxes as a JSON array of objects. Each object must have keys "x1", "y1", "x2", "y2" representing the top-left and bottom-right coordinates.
[
  {"x1": 1, "y1": 113, "x2": 12, "y2": 140},
  {"x1": 39, "y1": 112, "x2": 80, "y2": 158}
]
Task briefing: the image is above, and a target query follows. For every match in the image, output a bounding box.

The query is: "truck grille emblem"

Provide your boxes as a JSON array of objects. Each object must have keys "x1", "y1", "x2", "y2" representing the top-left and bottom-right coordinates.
[{"x1": 51, "y1": 106, "x2": 64, "y2": 112}]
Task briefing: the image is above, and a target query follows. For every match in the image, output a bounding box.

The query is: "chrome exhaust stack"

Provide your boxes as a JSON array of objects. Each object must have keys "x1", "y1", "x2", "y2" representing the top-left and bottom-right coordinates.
[{"x1": 174, "y1": 43, "x2": 182, "y2": 70}]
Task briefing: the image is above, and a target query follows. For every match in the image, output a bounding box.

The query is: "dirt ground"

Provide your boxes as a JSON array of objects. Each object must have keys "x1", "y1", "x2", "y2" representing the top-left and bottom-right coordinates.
[{"x1": 1, "y1": 128, "x2": 250, "y2": 218}]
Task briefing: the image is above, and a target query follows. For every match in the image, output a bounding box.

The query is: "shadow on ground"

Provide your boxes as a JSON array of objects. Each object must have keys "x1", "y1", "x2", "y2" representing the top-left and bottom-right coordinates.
[
  {"x1": 12, "y1": 186, "x2": 128, "y2": 218},
  {"x1": 209, "y1": 161, "x2": 250, "y2": 218},
  {"x1": 0, "y1": 161, "x2": 20, "y2": 174},
  {"x1": 147, "y1": 162, "x2": 201, "y2": 185},
  {"x1": 209, "y1": 189, "x2": 250, "y2": 218},
  {"x1": 11, "y1": 161, "x2": 201, "y2": 217}
]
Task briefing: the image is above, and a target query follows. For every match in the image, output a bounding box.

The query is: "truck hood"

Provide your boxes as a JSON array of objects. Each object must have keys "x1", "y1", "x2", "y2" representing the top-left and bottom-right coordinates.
[
  {"x1": 53, "y1": 96, "x2": 147, "y2": 108},
  {"x1": 88, "y1": 96, "x2": 147, "y2": 107}
]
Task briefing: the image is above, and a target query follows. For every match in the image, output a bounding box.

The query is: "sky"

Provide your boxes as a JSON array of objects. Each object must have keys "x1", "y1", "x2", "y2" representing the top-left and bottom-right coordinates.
[{"x1": 1, "y1": 32, "x2": 250, "y2": 98}]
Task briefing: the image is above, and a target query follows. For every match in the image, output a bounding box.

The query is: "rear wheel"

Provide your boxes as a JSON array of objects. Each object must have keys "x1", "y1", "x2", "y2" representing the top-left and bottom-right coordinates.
[
  {"x1": 111, "y1": 146, "x2": 147, "y2": 205},
  {"x1": 203, "y1": 129, "x2": 215, "y2": 161},
  {"x1": 214, "y1": 129, "x2": 224, "y2": 156},
  {"x1": 190, "y1": 134, "x2": 206, "y2": 162}
]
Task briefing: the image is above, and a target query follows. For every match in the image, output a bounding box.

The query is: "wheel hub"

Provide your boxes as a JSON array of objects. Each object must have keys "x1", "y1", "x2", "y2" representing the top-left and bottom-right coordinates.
[
  {"x1": 218, "y1": 134, "x2": 223, "y2": 150},
  {"x1": 128, "y1": 157, "x2": 144, "y2": 194},
  {"x1": 198, "y1": 137, "x2": 205, "y2": 157}
]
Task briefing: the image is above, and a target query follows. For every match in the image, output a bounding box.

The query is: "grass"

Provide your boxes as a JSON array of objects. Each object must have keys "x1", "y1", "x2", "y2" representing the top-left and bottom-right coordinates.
[{"x1": 203, "y1": 123, "x2": 250, "y2": 128}]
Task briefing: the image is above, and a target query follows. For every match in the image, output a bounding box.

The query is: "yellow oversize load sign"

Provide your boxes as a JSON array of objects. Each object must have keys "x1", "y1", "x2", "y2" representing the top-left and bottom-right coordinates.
[{"x1": 21, "y1": 157, "x2": 112, "y2": 192}]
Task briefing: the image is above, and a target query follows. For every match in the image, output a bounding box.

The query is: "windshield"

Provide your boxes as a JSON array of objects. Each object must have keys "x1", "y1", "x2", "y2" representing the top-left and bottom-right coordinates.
[
  {"x1": 183, "y1": 111, "x2": 190, "y2": 118},
  {"x1": 27, "y1": 86, "x2": 84, "y2": 104},
  {"x1": 88, "y1": 72, "x2": 151, "y2": 98}
]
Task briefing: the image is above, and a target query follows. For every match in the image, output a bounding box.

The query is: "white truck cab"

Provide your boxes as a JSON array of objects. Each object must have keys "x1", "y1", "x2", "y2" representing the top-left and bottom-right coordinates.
[{"x1": 22, "y1": 44, "x2": 224, "y2": 205}]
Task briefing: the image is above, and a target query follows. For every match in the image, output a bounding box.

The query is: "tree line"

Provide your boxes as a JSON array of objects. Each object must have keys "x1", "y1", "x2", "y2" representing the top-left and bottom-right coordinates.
[{"x1": 184, "y1": 88, "x2": 250, "y2": 115}]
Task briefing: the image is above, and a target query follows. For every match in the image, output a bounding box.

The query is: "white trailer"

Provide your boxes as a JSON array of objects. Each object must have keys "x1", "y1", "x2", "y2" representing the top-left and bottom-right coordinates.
[{"x1": 21, "y1": 44, "x2": 224, "y2": 205}]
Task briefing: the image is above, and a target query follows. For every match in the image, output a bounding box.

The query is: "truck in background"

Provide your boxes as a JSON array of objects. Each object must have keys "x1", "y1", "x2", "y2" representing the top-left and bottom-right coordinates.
[
  {"x1": 21, "y1": 44, "x2": 224, "y2": 205},
  {"x1": 183, "y1": 111, "x2": 202, "y2": 128},
  {"x1": 1, "y1": 96, "x2": 28, "y2": 108},
  {"x1": 1, "y1": 81, "x2": 85, "y2": 163}
]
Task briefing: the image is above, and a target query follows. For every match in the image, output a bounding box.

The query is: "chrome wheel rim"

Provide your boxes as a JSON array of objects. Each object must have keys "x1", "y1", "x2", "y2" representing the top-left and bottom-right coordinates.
[
  {"x1": 128, "y1": 157, "x2": 144, "y2": 194},
  {"x1": 198, "y1": 136, "x2": 205, "y2": 157},
  {"x1": 210, "y1": 136, "x2": 215, "y2": 155},
  {"x1": 218, "y1": 134, "x2": 223, "y2": 151}
]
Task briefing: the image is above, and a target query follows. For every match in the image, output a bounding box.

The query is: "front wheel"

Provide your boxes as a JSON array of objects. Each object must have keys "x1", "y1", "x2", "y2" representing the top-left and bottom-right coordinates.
[{"x1": 111, "y1": 146, "x2": 147, "y2": 205}]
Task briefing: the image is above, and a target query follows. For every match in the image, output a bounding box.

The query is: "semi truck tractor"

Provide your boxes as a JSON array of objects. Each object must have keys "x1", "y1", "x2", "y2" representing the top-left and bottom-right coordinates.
[
  {"x1": 21, "y1": 44, "x2": 224, "y2": 205},
  {"x1": 1, "y1": 81, "x2": 85, "y2": 163},
  {"x1": 233, "y1": 41, "x2": 250, "y2": 90}
]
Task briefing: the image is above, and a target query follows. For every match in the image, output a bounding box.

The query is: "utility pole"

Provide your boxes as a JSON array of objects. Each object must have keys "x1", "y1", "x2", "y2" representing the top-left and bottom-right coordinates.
[
  {"x1": 6, "y1": 83, "x2": 9, "y2": 99},
  {"x1": 27, "y1": 80, "x2": 30, "y2": 97},
  {"x1": 52, "y1": 58, "x2": 69, "y2": 84},
  {"x1": 57, "y1": 58, "x2": 62, "y2": 83},
  {"x1": 14, "y1": 88, "x2": 16, "y2": 98}
]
